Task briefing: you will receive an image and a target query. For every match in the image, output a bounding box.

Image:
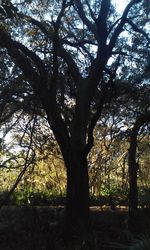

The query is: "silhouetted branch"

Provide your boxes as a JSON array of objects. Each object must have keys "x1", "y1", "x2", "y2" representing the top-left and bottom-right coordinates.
[
  {"x1": 127, "y1": 18, "x2": 150, "y2": 45},
  {"x1": 108, "y1": 0, "x2": 141, "y2": 52},
  {"x1": 74, "y1": 0, "x2": 97, "y2": 38},
  {"x1": 0, "y1": 115, "x2": 37, "y2": 209}
]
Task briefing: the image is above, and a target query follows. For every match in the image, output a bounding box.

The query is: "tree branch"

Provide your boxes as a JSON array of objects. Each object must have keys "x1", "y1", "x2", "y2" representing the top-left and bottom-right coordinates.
[
  {"x1": 74, "y1": 0, "x2": 97, "y2": 38},
  {"x1": 0, "y1": 30, "x2": 39, "y2": 83},
  {"x1": 108, "y1": 0, "x2": 141, "y2": 52},
  {"x1": 1, "y1": 1, "x2": 51, "y2": 38},
  {"x1": 58, "y1": 46, "x2": 82, "y2": 83},
  {"x1": 14, "y1": 41, "x2": 46, "y2": 75},
  {"x1": 127, "y1": 18, "x2": 150, "y2": 45},
  {"x1": 85, "y1": 85, "x2": 108, "y2": 155},
  {"x1": 96, "y1": 0, "x2": 110, "y2": 43},
  {"x1": 85, "y1": 0, "x2": 96, "y2": 22},
  {"x1": 0, "y1": 114, "x2": 37, "y2": 209}
]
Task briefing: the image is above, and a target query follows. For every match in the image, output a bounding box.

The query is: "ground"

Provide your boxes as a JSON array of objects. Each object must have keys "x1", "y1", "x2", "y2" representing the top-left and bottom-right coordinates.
[{"x1": 0, "y1": 206, "x2": 149, "y2": 250}]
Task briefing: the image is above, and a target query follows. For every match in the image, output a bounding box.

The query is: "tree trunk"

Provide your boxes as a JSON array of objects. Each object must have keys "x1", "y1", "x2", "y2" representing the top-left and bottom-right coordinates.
[
  {"x1": 128, "y1": 147, "x2": 138, "y2": 210},
  {"x1": 128, "y1": 119, "x2": 140, "y2": 211},
  {"x1": 128, "y1": 112, "x2": 150, "y2": 211},
  {"x1": 62, "y1": 149, "x2": 90, "y2": 244}
]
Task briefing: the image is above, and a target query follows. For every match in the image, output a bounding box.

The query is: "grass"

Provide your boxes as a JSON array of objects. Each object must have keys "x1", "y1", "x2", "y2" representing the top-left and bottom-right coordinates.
[
  {"x1": 0, "y1": 189, "x2": 150, "y2": 249},
  {"x1": 0, "y1": 206, "x2": 149, "y2": 250}
]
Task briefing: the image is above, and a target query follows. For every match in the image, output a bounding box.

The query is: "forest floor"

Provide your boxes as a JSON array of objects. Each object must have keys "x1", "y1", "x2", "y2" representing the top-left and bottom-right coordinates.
[{"x1": 0, "y1": 205, "x2": 149, "y2": 250}]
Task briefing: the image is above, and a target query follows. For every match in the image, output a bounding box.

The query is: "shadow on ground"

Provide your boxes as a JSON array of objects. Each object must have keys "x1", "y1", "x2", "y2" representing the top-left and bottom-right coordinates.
[{"x1": 0, "y1": 206, "x2": 149, "y2": 250}]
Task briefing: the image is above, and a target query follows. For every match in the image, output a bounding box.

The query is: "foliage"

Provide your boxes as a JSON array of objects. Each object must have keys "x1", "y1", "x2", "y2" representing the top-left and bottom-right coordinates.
[
  {"x1": 0, "y1": 124, "x2": 149, "y2": 208},
  {"x1": 128, "y1": 234, "x2": 150, "y2": 250},
  {"x1": 106, "y1": 234, "x2": 150, "y2": 250},
  {"x1": 138, "y1": 188, "x2": 150, "y2": 209},
  {"x1": 0, "y1": 0, "x2": 150, "y2": 242}
]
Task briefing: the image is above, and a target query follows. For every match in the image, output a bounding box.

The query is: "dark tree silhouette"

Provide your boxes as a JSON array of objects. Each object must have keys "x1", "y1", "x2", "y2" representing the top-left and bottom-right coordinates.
[
  {"x1": 129, "y1": 111, "x2": 150, "y2": 211},
  {"x1": 0, "y1": 0, "x2": 149, "y2": 242}
]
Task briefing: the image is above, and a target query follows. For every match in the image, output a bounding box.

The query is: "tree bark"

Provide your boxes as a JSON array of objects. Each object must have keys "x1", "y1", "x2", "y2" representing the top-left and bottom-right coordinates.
[
  {"x1": 62, "y1": 148, "x2": 90, "y2": 244},
  {"x1": 128, "y1": 112, "x2": 150, "y2": 211},
  {"x1": 128, "y1": 144, "x2": 138, "y2": 210}
]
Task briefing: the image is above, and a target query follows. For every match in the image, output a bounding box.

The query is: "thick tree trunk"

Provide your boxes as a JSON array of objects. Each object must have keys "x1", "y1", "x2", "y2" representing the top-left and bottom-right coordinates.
[{"x1": 62, "y1": 149, "x2": 90, "y2": 244}]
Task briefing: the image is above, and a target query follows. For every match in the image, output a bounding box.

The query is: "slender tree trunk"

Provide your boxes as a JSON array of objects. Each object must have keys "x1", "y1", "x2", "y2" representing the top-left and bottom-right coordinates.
[
  {"x1": 128, "y1": 112, "x2": 150, "y2": 211},
  {"x1": 128, "y1": 119, "x2": 140, "y2": 211},
  {"x1": 127, "y1": 113, "x2": 150, "y2": 234},
  {"x1": 62, "y1": 149, "x2": 90, "y2": 244},
  {"x1": 128, "y1": 142, "x2": 138, "y2": 210}
]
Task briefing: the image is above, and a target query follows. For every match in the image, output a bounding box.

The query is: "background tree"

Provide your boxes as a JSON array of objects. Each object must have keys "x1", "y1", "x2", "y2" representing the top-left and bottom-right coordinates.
[{"x1": 128, "y1": 111, "x2": 150, "y2": 210}]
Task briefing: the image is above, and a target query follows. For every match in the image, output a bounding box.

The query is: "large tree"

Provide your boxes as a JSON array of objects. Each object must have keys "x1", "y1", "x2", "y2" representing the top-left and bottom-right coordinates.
[{"x1": 0, "y1": 0, "x2": 149, "y2": 242}]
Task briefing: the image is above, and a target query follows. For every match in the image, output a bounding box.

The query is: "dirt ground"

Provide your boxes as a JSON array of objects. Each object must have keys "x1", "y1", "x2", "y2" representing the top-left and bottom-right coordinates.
[{"x1": 0, "y1": 206, "x2": 149, "y2": 250}]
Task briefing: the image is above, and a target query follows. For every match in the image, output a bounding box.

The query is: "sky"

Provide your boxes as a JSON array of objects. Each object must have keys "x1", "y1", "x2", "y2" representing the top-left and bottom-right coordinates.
[{"x1": 112, "y1": 0, "x2": 130, "y2": 13}]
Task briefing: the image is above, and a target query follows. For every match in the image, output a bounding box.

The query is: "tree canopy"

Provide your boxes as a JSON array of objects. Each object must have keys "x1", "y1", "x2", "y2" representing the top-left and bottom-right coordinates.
[{"x1": 0, "y1": 0, "x2": 150, "y2": 243}]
